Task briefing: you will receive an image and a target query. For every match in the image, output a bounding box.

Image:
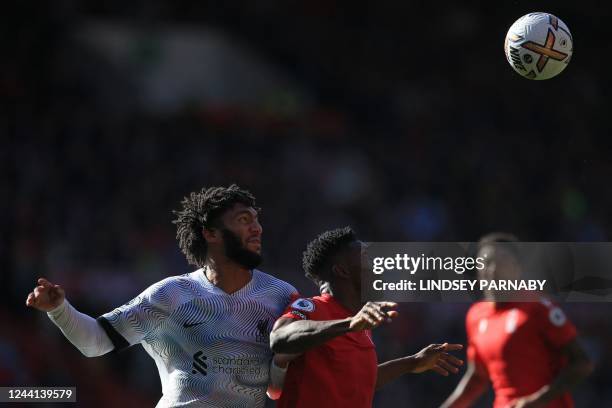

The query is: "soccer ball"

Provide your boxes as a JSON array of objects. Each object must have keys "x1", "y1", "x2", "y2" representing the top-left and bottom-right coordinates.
[{"x1": 504, "y1": 12, "x2": 573, "y2": 80}]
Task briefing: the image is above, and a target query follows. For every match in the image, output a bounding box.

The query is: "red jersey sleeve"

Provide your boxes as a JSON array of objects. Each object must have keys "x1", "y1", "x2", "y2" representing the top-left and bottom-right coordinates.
[
  {"x1": 535, "y1": 298, "x2": 577, "y2": 349},
  {"x1": 281, "y1": 297, "x2": 318, "y2": 321}
]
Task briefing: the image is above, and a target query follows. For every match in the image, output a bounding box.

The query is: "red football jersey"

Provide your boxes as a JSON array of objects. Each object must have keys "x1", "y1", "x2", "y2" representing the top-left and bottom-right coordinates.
[
  {"x1": 276, "y1": 294, "x2": 378, "y2": 408},
  {"x1": 466, "y1": 299, "x2": 577, "y2": 408}
]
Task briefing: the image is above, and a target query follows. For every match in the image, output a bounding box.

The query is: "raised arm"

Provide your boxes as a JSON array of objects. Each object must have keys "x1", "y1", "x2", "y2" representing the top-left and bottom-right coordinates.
[
  {"x1": 270, "y1": 301, "x2": 398, "y2": 354},
  {"x1": 26, "y1": 278, "x2": 114, "y2": 357}
]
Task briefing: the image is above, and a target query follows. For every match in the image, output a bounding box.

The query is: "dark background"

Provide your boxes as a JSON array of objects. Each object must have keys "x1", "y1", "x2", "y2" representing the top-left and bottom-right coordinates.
[{"x1": 2, "y1": 1, "x2": 611, "y2": 407}]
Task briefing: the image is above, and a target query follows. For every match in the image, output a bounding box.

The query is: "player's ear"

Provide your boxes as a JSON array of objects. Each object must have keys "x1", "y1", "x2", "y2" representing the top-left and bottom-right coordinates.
[
  {"x1": 202, "y1": 227, "x2": 221, "y2": 243},
  {"x1": 331, "y1": 264, "x2": 350, "y2": 280}
]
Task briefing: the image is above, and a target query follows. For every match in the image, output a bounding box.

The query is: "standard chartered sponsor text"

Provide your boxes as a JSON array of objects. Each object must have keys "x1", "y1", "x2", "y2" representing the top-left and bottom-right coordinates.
[{"x1": 210, "y1": 356, "x2": 265, "y2": 376}]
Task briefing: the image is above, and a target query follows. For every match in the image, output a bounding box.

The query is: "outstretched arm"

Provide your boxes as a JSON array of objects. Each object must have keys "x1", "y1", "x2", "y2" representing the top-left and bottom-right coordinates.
[
  {"x1": 440, "y1": 360, "x2": 490, "y2": 408},
  {"x1": 270, "y1": 301, "x2": 398, "y2": 354},
  {"x1": 26, "y1": 278, "x2": 114, "y2": 357},
  {"x1": 376, "y1": 343, "x2": 463, "y2": 390}
]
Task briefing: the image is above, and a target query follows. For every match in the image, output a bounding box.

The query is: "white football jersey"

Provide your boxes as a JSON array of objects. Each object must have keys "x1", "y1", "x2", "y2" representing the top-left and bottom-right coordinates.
[{"x1": 98, "y1": 269, "x2": 297, "y2": 407}]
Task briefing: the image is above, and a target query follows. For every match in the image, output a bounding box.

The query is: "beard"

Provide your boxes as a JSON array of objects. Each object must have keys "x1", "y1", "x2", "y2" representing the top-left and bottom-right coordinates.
[{"x1": 221, "y1": 228, "x2": 263, "y2": 270}]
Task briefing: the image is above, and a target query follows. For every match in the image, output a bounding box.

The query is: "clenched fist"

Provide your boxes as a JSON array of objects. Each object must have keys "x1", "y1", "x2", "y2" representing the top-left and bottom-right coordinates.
[{"x1": 26, "y1": 278, "x2": 65, "y2": 312}]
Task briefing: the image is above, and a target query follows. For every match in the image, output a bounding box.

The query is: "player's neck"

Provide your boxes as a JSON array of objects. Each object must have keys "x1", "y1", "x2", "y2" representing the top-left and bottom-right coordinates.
[
  {"x1": 204, "y1": 257, "x2": 253, "y2": 294},
  {"x1": 484, "y1": 291, "x2": 497, "y2": 302},
  {"x1": 326, "y1": 283, "x2": 361, "y2": 313}
]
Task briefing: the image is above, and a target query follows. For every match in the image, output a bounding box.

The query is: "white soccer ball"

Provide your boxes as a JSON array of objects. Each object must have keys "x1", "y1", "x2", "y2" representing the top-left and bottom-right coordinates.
[{"x1": 504, "y1": 12, "x2": 573, "y2": 80}]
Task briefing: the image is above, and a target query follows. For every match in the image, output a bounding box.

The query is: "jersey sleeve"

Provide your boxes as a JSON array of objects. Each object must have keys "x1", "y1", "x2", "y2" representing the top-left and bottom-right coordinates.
[
  {"x1": 280, "y1": 297, "x2": 317, "y2": 321},
  {"x1": 97, "y1": 279, "x2": 175, "y2": 350},
  {"x1": 535, "y1": 299, "x2": 577, "y2": 349}
]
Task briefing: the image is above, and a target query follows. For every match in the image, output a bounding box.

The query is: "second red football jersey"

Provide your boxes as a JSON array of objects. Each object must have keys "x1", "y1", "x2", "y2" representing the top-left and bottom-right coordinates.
[
  {"x1": 276, "y1": 294, "x2": 378, "y2": 408},
  {"x1": 466, "y1": 299, "x2": 577, "y2": 408}
]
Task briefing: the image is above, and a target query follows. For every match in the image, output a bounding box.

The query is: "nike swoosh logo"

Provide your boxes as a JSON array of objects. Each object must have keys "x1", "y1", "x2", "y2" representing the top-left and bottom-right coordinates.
[{"x1": 183, "y1": 321, "x2": 205, "y2": 328}]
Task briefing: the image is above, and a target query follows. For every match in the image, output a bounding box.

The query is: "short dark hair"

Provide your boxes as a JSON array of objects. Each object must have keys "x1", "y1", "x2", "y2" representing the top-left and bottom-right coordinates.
[
  {"x1": 173, "y1": 184, "x2": 259, "y2": 267},
  {"x1": 302, "y1": 227, "x2": 357, "y2": 286}
]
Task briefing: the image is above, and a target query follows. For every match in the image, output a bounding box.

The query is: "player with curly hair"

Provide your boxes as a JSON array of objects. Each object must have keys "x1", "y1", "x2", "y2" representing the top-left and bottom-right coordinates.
[
  {"x1": 26, "y1": 184, "x2": 297, "y2": 407},
  {"x1": 268, "y1": 227, "x2": 463, "y2": 408}
]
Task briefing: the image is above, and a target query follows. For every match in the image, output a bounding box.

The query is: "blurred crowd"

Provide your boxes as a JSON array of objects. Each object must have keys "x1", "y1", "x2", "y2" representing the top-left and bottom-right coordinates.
[{"x1": 2, "y1": 1, "x2": 612, "y2": 407}]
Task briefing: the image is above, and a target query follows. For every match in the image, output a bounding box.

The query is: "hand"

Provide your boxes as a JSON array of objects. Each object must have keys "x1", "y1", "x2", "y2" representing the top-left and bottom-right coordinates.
[
  {"x1": 25, "y1": 278, "x2": 65, "y2": 312},
  {"x1": 412, "y1": 343, "x2": 464, "y2": 375},
  {"x1": 349, "y1": 301, "x2": 399, "y2": 332}
]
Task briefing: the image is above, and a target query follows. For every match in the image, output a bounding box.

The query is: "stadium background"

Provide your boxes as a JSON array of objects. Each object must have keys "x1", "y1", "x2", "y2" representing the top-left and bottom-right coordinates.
[{"x1": 2, "y1": 1, "x2": 611, "y2": 407}]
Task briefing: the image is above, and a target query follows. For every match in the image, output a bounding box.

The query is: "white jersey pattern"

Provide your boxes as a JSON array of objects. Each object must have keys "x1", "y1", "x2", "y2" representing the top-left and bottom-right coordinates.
[{"x1": 99, "y1": 269, "x2": 297, "y2": 408}]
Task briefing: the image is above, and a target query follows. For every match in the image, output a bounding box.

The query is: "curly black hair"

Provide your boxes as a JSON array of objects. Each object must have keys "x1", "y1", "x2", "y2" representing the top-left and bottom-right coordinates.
[
  {"x1": 302, "y1": 226, "x2": 357, "y2": 286},
  {"x1": 172, "y1": 184, "x2": 259, "y2": 267}
]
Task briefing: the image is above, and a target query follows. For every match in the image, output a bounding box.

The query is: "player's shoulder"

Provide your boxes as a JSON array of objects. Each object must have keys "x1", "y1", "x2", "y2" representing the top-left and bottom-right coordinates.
[
  {"x1": 252, "y1": 269, "x2": 297, "y2": 295},
  {"x1": 465, "y1": 302, "x2": 494, "y2": 333},
  {"x1": 287, "y1": 294, "x2": 330, "y2": 313},
  {"x1": 527, "y1": 297, "x2": 572, "y2": 324},
  {"x1": 466, "y1": 301, "x2": 492, "y2": 322},
  {"x1": 139, "y1": 271, "x2": 204, "y2": 306},
  {"x1": 252, "y1": 269, "x2": 292, "y2": 287},
  {"x1": 520, "y1": 296, "x2": 562, "y2": 314},
  {"x1": 145, "y1": 272, "x2": 199, "y2": 292}
]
